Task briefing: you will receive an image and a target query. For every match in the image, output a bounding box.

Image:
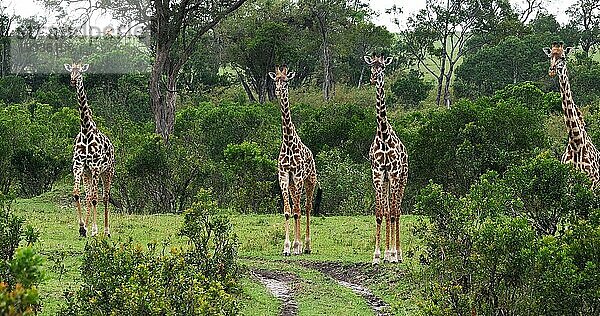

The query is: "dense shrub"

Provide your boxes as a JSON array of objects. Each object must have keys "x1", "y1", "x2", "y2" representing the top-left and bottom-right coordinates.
[
  {"x1": 414, "y1": 155, "x2": 600, "y2": 315},
  {"x1": 222, "y1": 142, "x2": 278, "y2": 213},
  {"x1": 316, "y1": 148, "x2": 373, "y2": 215},
  {"x1": 390, "y1": 69, "x2": 433, "y2": 108},
  {"x1": 0, "y1": 103, "x2": 74, "y2": 197},
  {"x1": 60, "y1": 192, "x2": 239, "y2": 316},
  {"x1": 411, "y1": 97, "x2": 546, "y2": 195},
  {"x1": 0, "y1": 76, "x2": 28, "y2": 105},
  {"x1": 0, "y1": 194, "x2": 43, "y2": 315},
  {"x1": 32, "y1": 76, "x2": 76, "y2": 110},
  {"x1": 295, "y1": 102, "x2": 374, "y2": 163}
]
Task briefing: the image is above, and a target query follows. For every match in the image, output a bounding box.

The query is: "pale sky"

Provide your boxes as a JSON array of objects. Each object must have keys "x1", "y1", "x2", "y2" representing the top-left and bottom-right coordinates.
[{"x1": 4, "y1": 0, "x2": 578, "y2": 34}]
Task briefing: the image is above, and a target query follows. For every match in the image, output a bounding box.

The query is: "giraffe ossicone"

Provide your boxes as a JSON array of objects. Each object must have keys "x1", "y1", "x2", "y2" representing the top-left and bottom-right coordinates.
[
  {"x1": 364, "y1": 55, "x2": 408, "y2": 264},
  {"x1": 66, "y1": 63, "x2": 116, "y2": 237},
  {"x1": 270, "y1": 65, "x2": 321, "y2": 256},
  {"x1": 543, "y1": 42, "x2": 600, "y2": 187}
]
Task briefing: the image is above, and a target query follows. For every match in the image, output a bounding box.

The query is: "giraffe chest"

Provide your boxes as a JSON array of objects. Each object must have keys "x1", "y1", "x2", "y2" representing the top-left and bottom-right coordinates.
[
  {"x1": 370, "y1": 136, "x2": 408, "y2": 173},
  {"x1": 279, "y1": 141, "x2": 313, "y2": 171},
  {"x1": 73, "y1": 132, "x2": 114, "y2": 169}
]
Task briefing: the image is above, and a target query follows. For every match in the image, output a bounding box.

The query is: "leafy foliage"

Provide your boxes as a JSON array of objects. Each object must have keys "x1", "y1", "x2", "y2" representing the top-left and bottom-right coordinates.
[
  {"x1": 60, "y1": 192, "x2": 239, "y2": 316},
  {"x1": 390, "y1": 69, "x2": 433, "y2": 107},
  {"x1": 415, "y1": 155, "x2": 600, "y2": 315}
]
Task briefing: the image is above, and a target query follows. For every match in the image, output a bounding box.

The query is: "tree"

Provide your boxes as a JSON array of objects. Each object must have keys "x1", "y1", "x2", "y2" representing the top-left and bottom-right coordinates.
[
  {"x1": 43, "y1": 0, "x2": 248, "y2": 141},
  {"x1": 298, "y1": 0, "x2": 365, "y2": 101},
  {"x1": 220, "y1": 0, "x2": 304, "y2": 103},
  {"x1": 403, "y1": 0, "x2": 515, "y2": 107},
  {"x1": 566, "y1": 0, "x2": 600, "y2": 57}
]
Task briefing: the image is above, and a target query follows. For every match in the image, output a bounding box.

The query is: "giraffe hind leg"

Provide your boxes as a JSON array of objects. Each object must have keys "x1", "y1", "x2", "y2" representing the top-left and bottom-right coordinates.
[{"x1": 102, "y1": 172, "x2": 113, "y2": 237}]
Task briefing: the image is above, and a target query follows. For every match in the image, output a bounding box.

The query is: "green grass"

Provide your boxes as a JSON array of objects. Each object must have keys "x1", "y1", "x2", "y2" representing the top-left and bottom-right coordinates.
[{"x1": 12, "y1": 190, "x2": 423, "y2": 315}]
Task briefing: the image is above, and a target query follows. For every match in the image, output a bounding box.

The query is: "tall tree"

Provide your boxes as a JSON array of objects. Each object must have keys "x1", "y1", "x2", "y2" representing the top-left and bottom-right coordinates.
[
  {"x1": 43, "y1": 0, "x2": 247, "y2": 140},
  {"x1": 298, "y1": 0, "x2": 361, "y2": 101},
  {"x1": 566, "y1": 0, "x2": 600, "y2": 57},
  {"x1": 403, "y1": 0, "x2": 514, "y2": 107}
]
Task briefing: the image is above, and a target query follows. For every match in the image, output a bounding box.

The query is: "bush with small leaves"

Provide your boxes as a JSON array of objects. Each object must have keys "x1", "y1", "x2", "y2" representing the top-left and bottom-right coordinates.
[{"x1": 60, "y1": 191, "x2": 239, "y2": 316}]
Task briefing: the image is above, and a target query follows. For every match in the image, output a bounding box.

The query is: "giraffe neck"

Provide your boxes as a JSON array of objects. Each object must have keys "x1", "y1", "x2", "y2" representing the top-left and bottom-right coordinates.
[
  {"x1": 375, "y1": 76, "x2": 389, "y2": 136},
  {"x1": 558, "y1": 68, "x2": 587, "y2": 145},
  {"x1": 278, "y1": 88, "x2": 297, "y2": 144},
  {"x1": 75, "y1": 77, "x2": 97, "y2": 135}
]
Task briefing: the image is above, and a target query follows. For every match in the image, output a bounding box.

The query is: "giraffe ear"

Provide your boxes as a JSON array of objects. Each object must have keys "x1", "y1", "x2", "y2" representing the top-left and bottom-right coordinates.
[
  {"x1": 268, "y1": 72, "x2": 277, "y2": 80},
  {"x1": 363, "y1": 55, "x2": 374, "y2": 65},
  {"x1": 564, "y1": 47, "x2": 574, "y2": 56},
  {"x1": 80, "y1": 64, "x2": 90, "y2": 72},
  {"x1": 287, "y1": 72, "x2": 295, "y2": 80},
  {"x1": 64, "y1": 64, "x2": 72, "y2": 72},
  {"x1": 384, "y1": 57, "x2": 393, "y2": 66},
  {"x1": 542, "y1": 47, "x2": 551, "y2": 57}
]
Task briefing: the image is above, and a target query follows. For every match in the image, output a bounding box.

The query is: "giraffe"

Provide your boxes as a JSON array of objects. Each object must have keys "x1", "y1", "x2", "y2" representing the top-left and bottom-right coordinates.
[
  {"x1": 268, "y1": 65, "x2": 320, "y2": 256},
  {"x1": 363, "y1": 55, "x2": 409, "y2": 264},
  {"x1": 543, "y1": 42, "x2": 600, "y2": 187},
  {"x1": 64, "y1": 63, "x2": 116, "y2": 237}
]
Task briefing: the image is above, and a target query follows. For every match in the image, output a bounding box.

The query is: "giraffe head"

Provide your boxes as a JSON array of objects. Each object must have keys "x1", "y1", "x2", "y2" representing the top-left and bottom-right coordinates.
[
  {"x1": 268, "y1": 65, "x2": 295, "y2": 97},
  {"x1": 64, "y1": 63, "x2": 90, "y2": 86},
  {"x1": 543, "y1": 42, "x2": 574, "y2": 78},
  {"x1": 363, "y1": 55, "x2": 392, "y2": 85}
]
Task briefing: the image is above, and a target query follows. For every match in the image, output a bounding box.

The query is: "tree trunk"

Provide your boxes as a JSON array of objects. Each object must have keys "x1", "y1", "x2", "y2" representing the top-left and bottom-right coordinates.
[
  {"x1": 358, "y1": 64, "x2": 365, "y2": 88},
  {"x1": 317, "y1": 15, "x2": 334, "y2": 101},
  {"x1": 235, "y1": 67, "x2": 256, "y2": 102}
]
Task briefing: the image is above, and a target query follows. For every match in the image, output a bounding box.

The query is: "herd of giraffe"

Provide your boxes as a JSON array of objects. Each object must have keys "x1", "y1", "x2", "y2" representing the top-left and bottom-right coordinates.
[{"x1": 64, "y1": 41, "x2": 600, "y2": 264}]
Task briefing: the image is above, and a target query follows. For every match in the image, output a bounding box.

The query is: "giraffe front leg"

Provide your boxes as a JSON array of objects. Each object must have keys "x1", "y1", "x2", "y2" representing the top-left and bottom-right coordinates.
[
  {"x1": 383, "y1": 182, "x2": 392, "y2": 263},
  {"x1": 73, "y1": 166, "x2": 86, "y2": 237},
  {"x1": 395, "y1": 176, "x2": 407, "y2": 263},
  {"x1": 290, "y1": 179, "x2": 303, "y2": 255},
  {"x1": 372, "y1": 175, "x2": 385, "y2": 264},
  {"x1": 389, "y1": 182, "x2": 399, "y2": 263},
  {"x1": 90, "y1": 171, "x2": 99, "y2": 237},
  {"x1": 83, "y1": 173, "x2": 95, "y2": 237},
  {"x1": 303, "y1": 178, "x2": 316, "y2": 255},
  {"x1": 280, "y1": 174, "x2": 292, "y2": 256}
]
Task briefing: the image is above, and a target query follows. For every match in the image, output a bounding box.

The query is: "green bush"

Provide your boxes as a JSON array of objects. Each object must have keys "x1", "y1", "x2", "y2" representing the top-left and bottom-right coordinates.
[
  {"x1": 414, "y1": 155, "x2": 600, "y2": 315},
  {"x1": 316, "y1": 148, "x2": 373, "y2": 215},
  {"x1": 0, "y1": 76, "x2": 28, "y2": 105},
  {"x1": 222, "y1": 142, "x2": 278, "y2": 213},
  {"x1": 411, "y1": 97, "x2": 546, "y2": 195},
  {"x1": 60, "y1": 192, "x2": 239, "y2": 316},
  {"x1": 32, "y1": 76, "x2": 76, "y2": 110},
  {"x1": 0, "y1": 194, "x2": 43, "y2": 315},
  {"x1": 0, "y1": 103, "x2": 74, "y2": 197},
  {"x1": 390, "y1": 69, "x2": 433, "y2": 108}
]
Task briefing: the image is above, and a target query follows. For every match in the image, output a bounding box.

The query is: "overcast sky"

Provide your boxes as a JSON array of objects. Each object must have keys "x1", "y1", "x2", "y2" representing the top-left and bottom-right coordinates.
[{"x1": 4, "y1": 0, "x2": 578, "y2": 34}]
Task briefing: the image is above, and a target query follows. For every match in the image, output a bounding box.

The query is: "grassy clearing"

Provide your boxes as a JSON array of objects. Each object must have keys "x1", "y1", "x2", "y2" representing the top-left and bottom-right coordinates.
[{"x1": 12, "y1": 190, "x2": 423, "y2": 315}]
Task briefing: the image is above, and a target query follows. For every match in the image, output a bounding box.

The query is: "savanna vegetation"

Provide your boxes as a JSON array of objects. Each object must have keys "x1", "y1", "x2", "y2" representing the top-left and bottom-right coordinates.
[{"x1": 1, "y1": 0, "x2": 600, "y2": 314}]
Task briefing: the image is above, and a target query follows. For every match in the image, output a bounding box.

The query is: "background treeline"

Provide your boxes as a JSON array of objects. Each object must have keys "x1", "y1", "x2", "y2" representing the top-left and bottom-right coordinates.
[
  {"x1": 1, "y1": 0, "x2": 600, "y2": 314},
  {"x1": 1, "y1": 0, "x2": 600, "y2": 216}
]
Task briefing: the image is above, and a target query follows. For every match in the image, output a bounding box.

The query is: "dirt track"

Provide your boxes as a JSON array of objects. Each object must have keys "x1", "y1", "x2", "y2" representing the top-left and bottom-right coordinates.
[{"x1": 251, "y1": 260, "x2": 392, "y2": 316}]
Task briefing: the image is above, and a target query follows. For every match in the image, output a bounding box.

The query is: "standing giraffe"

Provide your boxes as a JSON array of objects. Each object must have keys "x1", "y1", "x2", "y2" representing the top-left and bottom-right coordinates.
[
  {"x1": 268, "y1": 65, "x2": 321, "y2": 256},
  {"x1": 543, "y1": 42, "x2": 600, "y2": 186},
  {"x1": 65, "y1": 63, "x2": 115, "y2": 237},
  {"x1": 364, "y1": 55, "x2": 408, "y2": 264}
]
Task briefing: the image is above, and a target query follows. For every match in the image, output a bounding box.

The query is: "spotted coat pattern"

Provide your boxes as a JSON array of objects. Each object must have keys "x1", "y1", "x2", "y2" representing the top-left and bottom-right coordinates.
[
  {"x1": 66, "y1": 63, "x2": 115, "y2": 237},
  {"x1": 364, "y1": 56, "x2": 409, "y2": 264},
  {"x1": 545, "y1": 43, "x2": 600, "y2": 187},
  {"x1": 269, "y1": 66, "x2": 317, "y2": 256}
]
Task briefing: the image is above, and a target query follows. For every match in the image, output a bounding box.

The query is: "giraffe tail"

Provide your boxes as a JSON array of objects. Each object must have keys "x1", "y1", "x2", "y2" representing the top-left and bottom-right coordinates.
[{"x1": 313, "y1": 186, "x2": 323, "y2": 216}]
